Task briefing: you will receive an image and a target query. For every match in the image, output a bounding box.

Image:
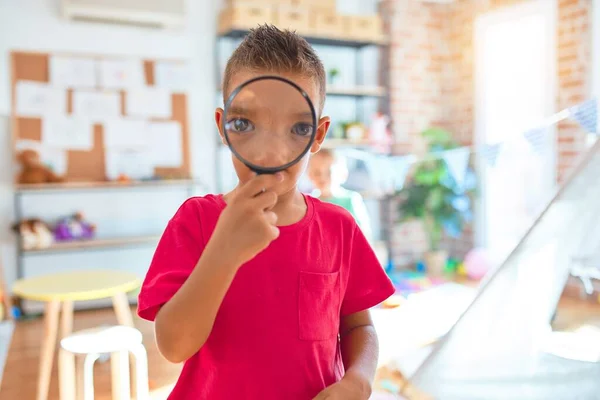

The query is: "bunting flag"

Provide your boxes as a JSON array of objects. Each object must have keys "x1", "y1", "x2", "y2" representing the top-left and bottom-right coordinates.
[
  {"x1": 391, "y1": 156, "x2": 414, "y2": 191},
  {"x1": 442, "y1": 147, "x2": 470, "y2": 190},
  {"x1": 481, "y1": 143, "x2": 502, "y2": 167},
  {"x1": 569, "y1": 98, "x2": 597, "y2": 134},
  {"x1": 523, "y1": 127, "x2": 549, "y2": 155}
]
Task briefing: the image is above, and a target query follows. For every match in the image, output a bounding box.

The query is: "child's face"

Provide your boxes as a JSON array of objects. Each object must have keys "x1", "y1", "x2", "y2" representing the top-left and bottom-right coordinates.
[
  {"x1": 215, "y1": 70, "x2": 330, "y2": 196},
  {"x1": 307, "y1": 155, "x2": 333, "y2": 193}
]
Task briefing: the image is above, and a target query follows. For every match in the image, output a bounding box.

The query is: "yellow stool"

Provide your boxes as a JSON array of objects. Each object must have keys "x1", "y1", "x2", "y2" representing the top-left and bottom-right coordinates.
[{"x1": 12, "y1": 270, "x2": 141, "y2": 400}]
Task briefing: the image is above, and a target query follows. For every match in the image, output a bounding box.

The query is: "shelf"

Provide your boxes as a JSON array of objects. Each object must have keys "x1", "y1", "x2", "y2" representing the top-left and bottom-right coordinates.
[
  {"x1": 22, "y1": 235, "x2": 160, "y2": 255},
  {"x1": 327, "y1": 86, "x2": 386, "y2": 98},
  {"x1": 218, "y1": 29, "x2": 388, "y2": 48},
  {"x1": 15, "y1": 179, "x2": 201, "y2": 194}
]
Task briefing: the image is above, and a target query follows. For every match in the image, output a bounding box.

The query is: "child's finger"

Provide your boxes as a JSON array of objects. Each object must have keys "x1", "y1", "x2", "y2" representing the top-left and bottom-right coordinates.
[
  {"x1": 248, "y1": 190, "x2": 278, "y2": 211},
  {"x1": 239, "y1": 173, "x2": 284, "y2": 198}
]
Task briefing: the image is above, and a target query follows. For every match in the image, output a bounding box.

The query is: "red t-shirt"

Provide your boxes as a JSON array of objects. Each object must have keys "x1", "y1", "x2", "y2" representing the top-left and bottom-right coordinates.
[{"x1": 138, "y1": 193, "x2": 395, "y2": 399}]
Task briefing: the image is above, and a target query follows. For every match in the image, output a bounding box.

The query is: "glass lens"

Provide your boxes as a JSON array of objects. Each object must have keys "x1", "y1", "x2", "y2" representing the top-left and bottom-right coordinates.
[{"x1": 224, "y1": 78, "x2": 316, "y2": 170}]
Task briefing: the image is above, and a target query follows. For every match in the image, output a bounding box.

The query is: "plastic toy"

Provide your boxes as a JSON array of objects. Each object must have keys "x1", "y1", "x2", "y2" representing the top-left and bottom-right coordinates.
[
  {"x1": 464, "y1": 248, "x2": 492, "y2": 280},
  {"x1": 53, "y1": 212, "x2": 96, "y2": 241}
]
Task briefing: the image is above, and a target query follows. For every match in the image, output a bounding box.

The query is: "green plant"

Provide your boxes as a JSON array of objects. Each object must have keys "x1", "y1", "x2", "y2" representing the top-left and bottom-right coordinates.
[
  {"x1": 397, "y1": 128, "x2": 476, "y2": 251},
  {"x1": 328, "y1": 68, "x2": 340, "y2": 83}
]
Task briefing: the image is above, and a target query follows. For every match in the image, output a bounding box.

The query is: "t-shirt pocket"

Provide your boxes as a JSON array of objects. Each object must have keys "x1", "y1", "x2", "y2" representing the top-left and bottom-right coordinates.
[{"x1": 298, "y1": 271, "x2": 341, "y2": 341}]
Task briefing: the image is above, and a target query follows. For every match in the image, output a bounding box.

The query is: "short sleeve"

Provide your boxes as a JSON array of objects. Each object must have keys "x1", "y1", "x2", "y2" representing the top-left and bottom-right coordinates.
[
  {"x1": 137, "y1": 199, "x2": 205, "y2": 321},
  {"x1": 340, "y1": 224, "x2": 395, "y2": 317}
]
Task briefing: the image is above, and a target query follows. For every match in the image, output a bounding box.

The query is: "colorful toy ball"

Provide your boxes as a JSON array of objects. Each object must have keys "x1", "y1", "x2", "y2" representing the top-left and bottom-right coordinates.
[{"x1": 464, "y1": 248, "x2": 492, "y2": 280}]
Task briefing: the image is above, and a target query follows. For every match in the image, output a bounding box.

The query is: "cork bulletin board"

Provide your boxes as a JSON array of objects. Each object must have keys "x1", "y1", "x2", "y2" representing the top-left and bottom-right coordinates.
[{"x1": 10, "y1": 51, "x2": 191, "y2": 183}]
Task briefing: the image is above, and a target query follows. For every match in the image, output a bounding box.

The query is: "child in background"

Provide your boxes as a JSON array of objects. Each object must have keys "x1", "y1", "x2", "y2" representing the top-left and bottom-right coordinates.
[
  {"x1": 308, "y1": 148, "x2": 373, "y2": 241},
  {"x1": 137, "y1": 25, "x2": 394, "y2": 400}
]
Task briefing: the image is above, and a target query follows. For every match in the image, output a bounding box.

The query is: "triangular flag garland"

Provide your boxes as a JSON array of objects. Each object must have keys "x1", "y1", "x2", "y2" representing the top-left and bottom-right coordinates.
[
  {"x1": 391, "y1": 156, "x2": 413, "y2": 191},
  {"x1": 523, "y1": 127, "x2": 549, "y2": 155},
  {"x1": 569, "y1": 98, "x2": 597, "y2": 134},
  {"x1": 481, "y1": 143, "x2": 502, "y2": 167},
  {"x1": 441, "y1": 147, "x2": 470, "y2": 191},
  {"x1": 333, "y1": 98, "x2": 595, "y2": 194}
]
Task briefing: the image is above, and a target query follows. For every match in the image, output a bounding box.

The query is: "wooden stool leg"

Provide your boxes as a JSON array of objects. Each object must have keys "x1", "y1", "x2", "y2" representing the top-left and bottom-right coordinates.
[
  {"x1": 61, "y1": 301, "x2": 74, "y2": 338},
  {"x1": 58, "y1": 348, "x2": 76, "y2": 400},
  {"x1": 112, "y1": 293, "x2": 134, "y2": 327},
  {"x1": 130, "y1": 343, "x2": 149, "y2": 399},
  {"x1": 37, "y1": 300, "x2": 61, "y2": 400},
  {"x1": 111, "y1": 350, "x2": 130, "y2": 400},
  {"x1": 112, "y1": 292, "x2": 135, "y2": 397}
]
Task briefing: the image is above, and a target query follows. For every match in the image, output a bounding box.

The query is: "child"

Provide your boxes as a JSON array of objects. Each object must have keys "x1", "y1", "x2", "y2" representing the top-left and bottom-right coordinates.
[
  {"x1": 138, "y1": 25, "x2": 395, "y2": 400},
  {"x1": 308, "y1": 148, "x2": 373, "y2": 241}
]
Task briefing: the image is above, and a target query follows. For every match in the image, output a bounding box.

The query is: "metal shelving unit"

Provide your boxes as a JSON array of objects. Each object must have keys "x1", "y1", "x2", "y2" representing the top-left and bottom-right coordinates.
[
  {"x1": 13, "y1": 179, "x2": 203, "y2": 281},
  {"x1": 214, "y1": 26, "x2": 396, "y2": 268}
]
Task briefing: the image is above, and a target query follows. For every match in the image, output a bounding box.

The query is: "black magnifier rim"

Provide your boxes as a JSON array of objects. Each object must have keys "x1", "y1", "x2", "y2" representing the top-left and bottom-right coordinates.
[{"x1": 222, "y1": 75, "x2": 318, "y2": 174}]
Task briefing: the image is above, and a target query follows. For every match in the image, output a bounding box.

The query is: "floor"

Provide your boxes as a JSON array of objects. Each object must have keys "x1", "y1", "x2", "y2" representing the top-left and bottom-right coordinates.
[{"x1": 0, "y1": 292, "x2": 598, "y2": 400}]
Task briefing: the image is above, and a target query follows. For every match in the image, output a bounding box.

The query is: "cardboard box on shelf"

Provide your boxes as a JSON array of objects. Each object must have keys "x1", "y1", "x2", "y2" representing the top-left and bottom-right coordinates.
[
  {"x1": 274, "y1": 6, "x2": 313, "y2": 36},
  {"x1": 290, "y1": 0, "x2": 336, "y2": 13},
  {"x1": 226, "y1": 0, "x2": 292, "y2": 6},
  {"x1": 218, "y1": 4, "x2": 276, "y2": 34},
  {"x1": 343, "y1": 14, "x2": 384, "y2": 42},
  {"x1": 312, "y1": 11, "x2": 344, "y2": 39}
]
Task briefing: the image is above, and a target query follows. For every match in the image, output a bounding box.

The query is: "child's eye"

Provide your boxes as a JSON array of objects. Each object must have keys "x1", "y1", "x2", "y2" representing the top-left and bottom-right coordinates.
[
  {"x1": 291, "y1": 123, "x2": 313, "y2": 137},
  {"x1": 226, "y1": 118, "x2": 254, "y2": 133}
]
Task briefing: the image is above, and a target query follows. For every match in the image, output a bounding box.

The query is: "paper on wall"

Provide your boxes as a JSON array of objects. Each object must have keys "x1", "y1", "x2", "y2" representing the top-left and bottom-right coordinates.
[
  {"x1": 104, "y1": 148, "x2": 155, "y2": 180},
  {"x1": 15, "y1": 139, "x2": 68, "y2": 175},
  {"x1": 50, "y1": 56, "x2": 97, "y2": 88},
  {"x1": 99, "y1": 59, "x2": 145, "y2": 89},
  {"x1": 154, "y1": 61, "x2": 190, "y2": 92},
  {"x1": 126, "y1": 87, "x2": 172, "y2": 118},
  {"x1": 103, "y1": 118, "x2": 148, "y2": 149},
  {"x1": 15, "y1": 81, "x2": 66, "y2": 117},
  {"x1": 148, "y1": 121, "x2": 183, "y2": 167},
  {"x1": 41, "y1": 115, "x2": 94, "y2": 151},
  {"x1": 72, "y1": 90, "x2": 121, "y2": 122}
]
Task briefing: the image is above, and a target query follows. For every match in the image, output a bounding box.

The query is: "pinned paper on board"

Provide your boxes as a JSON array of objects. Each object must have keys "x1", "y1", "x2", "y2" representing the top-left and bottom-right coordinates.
[
  {"x1": 103, "y1": 118, "x2": 148, "y2": 149},
  {"x1": 15, "y1": 139, "x2": 68, "y2": 175},
  {"x1": 105, "y1": 148, "x2": 155, "y2": 180},
  {"x1": 126, "y1": 87, "x2": 172, "y2": 118},
  {"x1": 148, "y1": 121, "x2": 183, "y2": 167},
  {"x1": 15, "y1": 81, "x2": 66, "y2": 117},
  {"x1": 72, "y1": 90, "x2": 121, "y2": 122},
  {"x1": 49, "y1": 56, "x2": 97, "y2": 88},
  {"x1": 99, "y1": 59, "x2": 145, "y2": 89},
  {"x1": 154, "y1": 61, "x2": 190, "y2": 92},
  {"x1": 41, "y1": 115, "x2": 94, "y2": 151}
]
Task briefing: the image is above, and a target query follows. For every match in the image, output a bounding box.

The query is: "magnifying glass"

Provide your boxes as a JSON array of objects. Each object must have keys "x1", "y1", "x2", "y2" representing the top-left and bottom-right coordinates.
[{"x1": 222, "y1": 75, "x2": 318, "y2": 174}]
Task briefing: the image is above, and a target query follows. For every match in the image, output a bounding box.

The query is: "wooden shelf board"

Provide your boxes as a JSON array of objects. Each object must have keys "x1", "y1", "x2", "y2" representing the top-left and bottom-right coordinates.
[
  {"x1": 22, "y1": 235, "x2": 160, "y2": 255},
  {"x1": 218, "y1": 29, "x2": 388, "y2": 48},
  {"x1": 15, "y1": 179, "x2": 199, "y2": 193}
]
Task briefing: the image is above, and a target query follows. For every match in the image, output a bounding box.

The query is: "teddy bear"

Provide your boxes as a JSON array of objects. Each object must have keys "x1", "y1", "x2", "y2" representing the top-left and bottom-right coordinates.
[
  {"x1": 11, "y1": 218, "x2": 54, "y2": 250},
  {"x1": 16, "y1": 149, "x2": 65, "y2": 185}
]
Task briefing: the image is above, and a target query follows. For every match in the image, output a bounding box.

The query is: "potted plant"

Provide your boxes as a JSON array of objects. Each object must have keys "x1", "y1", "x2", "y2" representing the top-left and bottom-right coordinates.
[
  {"x1": 327, "y1": 68, "x2": 340, "y2": 85},
  {"x1": 397, "y1": 128, "x2": 477, "y2": 276}
]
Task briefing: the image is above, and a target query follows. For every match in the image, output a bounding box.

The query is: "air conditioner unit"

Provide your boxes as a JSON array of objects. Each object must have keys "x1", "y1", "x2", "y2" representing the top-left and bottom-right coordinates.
[{"x1": 61, "y1": 0, "x2": 187, "y2": 29}]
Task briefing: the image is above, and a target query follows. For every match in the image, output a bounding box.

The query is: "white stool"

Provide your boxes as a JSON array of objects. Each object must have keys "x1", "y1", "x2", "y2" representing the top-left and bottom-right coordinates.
[{"x1": 58, "y1": 325, "x2": 149, "y2": 400}]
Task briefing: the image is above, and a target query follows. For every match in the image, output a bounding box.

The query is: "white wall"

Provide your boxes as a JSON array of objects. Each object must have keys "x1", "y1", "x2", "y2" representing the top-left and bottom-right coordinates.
[
  {"x1": 594, "y1": 0, "x2": 600, "y2": 102},
  {"x1": 0, "y1": 0, "x2": 218, "y2": 297}
]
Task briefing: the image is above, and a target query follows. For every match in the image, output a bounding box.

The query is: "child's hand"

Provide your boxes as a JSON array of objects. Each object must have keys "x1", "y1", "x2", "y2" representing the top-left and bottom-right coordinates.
[
  {"x1": 210, "y1": 173, "x2": 283, "y2": 267},
  {"x1": 312, "y1": 375, "x2": 371, "y2": 400}
]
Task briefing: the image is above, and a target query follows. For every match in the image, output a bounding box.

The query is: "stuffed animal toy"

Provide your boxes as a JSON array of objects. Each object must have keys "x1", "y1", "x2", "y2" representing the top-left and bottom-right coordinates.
[
  {"x1": 16, "y1": 149, "x2": 65, "y2": 184},
  {"x1": 11, "y1": 218, "x2": 54, "y2": 250},
  {"x1": 53, "y1": 212, "x2": 96, "y2": 241}
]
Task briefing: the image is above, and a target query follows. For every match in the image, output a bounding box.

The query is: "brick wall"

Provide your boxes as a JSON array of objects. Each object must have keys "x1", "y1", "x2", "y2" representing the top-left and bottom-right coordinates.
[{"x1": 383, "y1": 0, "x2": 594, "y2": 266}]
